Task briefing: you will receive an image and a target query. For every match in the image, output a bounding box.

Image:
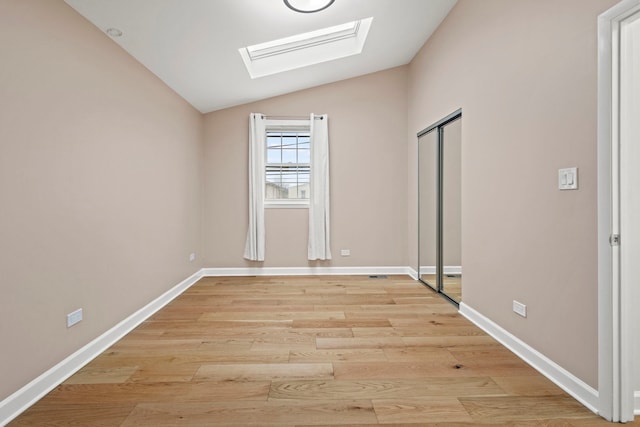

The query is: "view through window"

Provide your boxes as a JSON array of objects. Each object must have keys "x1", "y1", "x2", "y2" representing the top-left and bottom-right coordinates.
[{"x1": 265, "y1": 130, "x2": 310, "y2": 202}]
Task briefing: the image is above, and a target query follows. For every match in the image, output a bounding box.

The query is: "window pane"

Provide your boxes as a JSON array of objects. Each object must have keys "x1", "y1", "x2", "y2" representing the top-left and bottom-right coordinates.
[
  {"x1": 267, "y1": 148, "x2": 281, "y2": 163},
  {"x1": 298, "y1": 136, "x2": 310, "y2": 146},
  {"x1": 282, "y1": 136, "x2": 297, "y2": 149},
  {"x1": 266, "y1": 167, "x2": 282, "y2": 184},
  {"x1": 282, "y1": 149, "x2": 297, "y2": 163},
  {"x1": 298, "y1": 148, "x2": 310, "y2": 163},
  {"x1": 267, "y1": 135, "x2": 281, "y2": 147}
]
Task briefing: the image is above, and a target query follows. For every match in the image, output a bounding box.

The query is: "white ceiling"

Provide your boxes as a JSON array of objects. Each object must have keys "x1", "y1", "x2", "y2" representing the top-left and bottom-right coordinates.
[{"x1": 64, "y1": 0, "x2": 457, "y2": 113}]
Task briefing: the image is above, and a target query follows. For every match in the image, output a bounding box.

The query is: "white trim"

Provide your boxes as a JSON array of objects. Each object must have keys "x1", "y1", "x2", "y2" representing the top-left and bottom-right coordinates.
[
  {"x1": 636, "y1": 391, "x2": 640, "y2": 415},
  {"x1": 264, "y1": 202, "x2": 309, "y2": 209},
  {"x1": 201, "y1": 266, "x2": 412, "y2": 277},
  {"x1": 0, "y1": 269, "x2": 203, "y2": 426},
  {"x1": 265, "y1": 119, "x2": 310, "y2": 128},
  {"x1": 459, "y1": 302, "x2": 600, "y2": 414},
  {"x1": 598, "y1": 1, "x2": 640, "y2": 422},
  {"x1": 407, "y1": 267, "x2": 418, "y2": 280},
  {"x1": 418, "y1": 265, "x2": 462, "y2": 275}
]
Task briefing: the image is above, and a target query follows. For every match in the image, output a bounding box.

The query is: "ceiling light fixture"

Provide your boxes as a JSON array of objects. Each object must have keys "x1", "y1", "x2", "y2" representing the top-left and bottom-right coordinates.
[{"x1": 283, "y1": 0, "x2": 335, "y2": 13}]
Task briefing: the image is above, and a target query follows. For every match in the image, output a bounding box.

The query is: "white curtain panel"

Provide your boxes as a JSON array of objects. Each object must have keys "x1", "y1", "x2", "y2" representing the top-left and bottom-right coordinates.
[
  {"x1": 243, "y1": 113, "x2": 266, "y2": 261},
  {"x1": 308, "y1": 113, "x2": 332, "y2": 260}
]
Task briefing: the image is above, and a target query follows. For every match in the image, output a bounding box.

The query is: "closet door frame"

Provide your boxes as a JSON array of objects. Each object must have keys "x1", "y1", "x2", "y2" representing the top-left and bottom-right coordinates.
[{"x1": 417, "y1": 108, "x2": 461, "y2": 305}]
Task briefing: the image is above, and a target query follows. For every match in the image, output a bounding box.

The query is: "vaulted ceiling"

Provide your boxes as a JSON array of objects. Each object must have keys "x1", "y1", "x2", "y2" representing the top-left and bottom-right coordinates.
[{"x1": 64, "y1": 0, "x2": 457, "y2": 113}]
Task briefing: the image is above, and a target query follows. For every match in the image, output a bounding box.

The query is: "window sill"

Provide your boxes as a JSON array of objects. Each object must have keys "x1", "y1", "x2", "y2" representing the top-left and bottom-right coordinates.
[{"x1": 265, "y1": 201, "x2": 309, "y2": 209}]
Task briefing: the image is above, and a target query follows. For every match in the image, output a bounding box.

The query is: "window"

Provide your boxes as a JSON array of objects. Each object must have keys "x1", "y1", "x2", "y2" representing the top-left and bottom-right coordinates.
[
  {"x1": 238, "y1": 18, "x2": 373, "y2": 79},
  {"x1": 264, "y1": 121, "x2": 310, "y2": 207},
  {"x1": 245, "y1": 112, "x2": 330, "y2": 261}
]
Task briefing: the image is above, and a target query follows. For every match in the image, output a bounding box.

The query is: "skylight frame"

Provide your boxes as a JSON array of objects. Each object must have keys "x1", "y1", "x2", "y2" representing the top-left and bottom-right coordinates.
[
  {"x1": 247, "y1": 21, "x2": 360, "y2": 61},
  {"x1": 239, "y1": 17, "x2": 373, "y2": 79}
]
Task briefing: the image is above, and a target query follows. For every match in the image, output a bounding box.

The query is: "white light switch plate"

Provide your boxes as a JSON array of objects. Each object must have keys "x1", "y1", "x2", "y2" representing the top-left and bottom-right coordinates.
[{"x1": 558, "y1": 167, "x2": 578, "y2": 190}]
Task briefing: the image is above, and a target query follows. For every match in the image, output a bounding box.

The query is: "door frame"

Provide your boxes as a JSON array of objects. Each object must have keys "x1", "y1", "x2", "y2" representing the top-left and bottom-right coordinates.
[
  {"x1": 417, "y1": 109, "x2": 462, "y2": 305},
  {"x1": 597, "y1": 0, "x2": 640, "y2": 421}
]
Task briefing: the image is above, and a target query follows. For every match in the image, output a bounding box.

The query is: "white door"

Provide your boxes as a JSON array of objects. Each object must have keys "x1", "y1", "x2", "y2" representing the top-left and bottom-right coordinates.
[
  {"x1": 598, "y1": 0, "x2": 640, "y2": 422},
  {"x1": 620, "y1": 9, "x2": 640, "y2": 419}
]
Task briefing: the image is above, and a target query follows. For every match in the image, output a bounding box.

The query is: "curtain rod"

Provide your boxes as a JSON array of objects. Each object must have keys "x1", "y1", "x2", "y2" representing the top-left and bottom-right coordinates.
[{"x1": 263, "y1": 115, "x2": 324, "y2": 120}]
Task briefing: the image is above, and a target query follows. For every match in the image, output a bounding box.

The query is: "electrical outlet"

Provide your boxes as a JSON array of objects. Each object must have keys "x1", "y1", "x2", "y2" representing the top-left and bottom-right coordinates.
[
  {"x1": 67, "y1": 308, "x2": 83, "y2": 328},
  {"x1": 340, "y1": 249, "x2": 350, "y2": 256},
  {"x1": 189, "y1": 253, "x2": 196, "y2": 262},
  {"x1": 513, "y1": 300, "x2": 527, "y2": 318}
]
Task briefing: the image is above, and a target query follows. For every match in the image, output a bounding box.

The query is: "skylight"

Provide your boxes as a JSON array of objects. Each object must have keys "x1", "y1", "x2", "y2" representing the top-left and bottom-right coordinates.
[{"x1": 239, "y1": 17, "x2": 373, "y2": 79}]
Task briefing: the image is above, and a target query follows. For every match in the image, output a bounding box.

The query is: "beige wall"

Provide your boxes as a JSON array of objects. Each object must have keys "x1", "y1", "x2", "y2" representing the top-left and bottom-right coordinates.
[
  {"x1": 407, "y1": 0, "x2": 617, "y2": 387},
  {"x1": 204, "y1": 67, "x2": 408, "y2": 268},
  {"x1": 0, "y1": 0, "x2": 203, "y2": 400}
]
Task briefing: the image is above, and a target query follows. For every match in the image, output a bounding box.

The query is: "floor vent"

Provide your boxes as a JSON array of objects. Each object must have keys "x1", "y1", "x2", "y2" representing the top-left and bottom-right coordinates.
[{"x1": 368, "y1": 275, "x2": 388, "y2": 279}]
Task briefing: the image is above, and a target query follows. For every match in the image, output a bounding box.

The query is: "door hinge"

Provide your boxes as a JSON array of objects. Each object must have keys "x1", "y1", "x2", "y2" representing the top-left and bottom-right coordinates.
[{"x1": 610, "y1": 234, "x2": 621, "y2": 246}]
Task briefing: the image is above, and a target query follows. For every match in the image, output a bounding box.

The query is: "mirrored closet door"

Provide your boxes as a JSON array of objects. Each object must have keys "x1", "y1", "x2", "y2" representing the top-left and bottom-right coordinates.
[{"x1": 418, "y1": 110, "x2": 462, "y2": 304}]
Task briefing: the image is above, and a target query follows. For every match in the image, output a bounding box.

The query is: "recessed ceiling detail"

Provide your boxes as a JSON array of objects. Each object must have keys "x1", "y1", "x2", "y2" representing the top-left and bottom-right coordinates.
[{"x1": 239, "y1": 18, "x2": 373, "y2": 79}]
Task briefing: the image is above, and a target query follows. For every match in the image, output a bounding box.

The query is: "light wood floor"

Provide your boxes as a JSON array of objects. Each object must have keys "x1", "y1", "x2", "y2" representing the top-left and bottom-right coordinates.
[
  {"x1": 420, "y1": 274, "x2": 461, "y2": 303},
  {"x1": 10, "y1": 275, "x2": 635, "y2": 426}
]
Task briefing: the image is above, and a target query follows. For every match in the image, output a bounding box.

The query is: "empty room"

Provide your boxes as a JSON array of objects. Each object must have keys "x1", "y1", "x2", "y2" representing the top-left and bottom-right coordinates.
[{"x1": 1, "y1": 0, "x2": 639, "y2": 425}]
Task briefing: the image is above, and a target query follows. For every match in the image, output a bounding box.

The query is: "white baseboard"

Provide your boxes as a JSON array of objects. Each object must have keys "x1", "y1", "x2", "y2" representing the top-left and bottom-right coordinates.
[
  {"x1": 201, "y1": 266, "x2": 412, "y2": 277},
  {"x1": 459, "y1": 302, "x2": 600, "y2": 415},
  {"x1": 419, "y1": 265, "x2": 462, "y2": 275},
  {"x1": 635, "y1": 391, "x2": 640, "y2": 415},
  {"x1": 0, "y1": 269, "x2": 203, "y2": 426}
]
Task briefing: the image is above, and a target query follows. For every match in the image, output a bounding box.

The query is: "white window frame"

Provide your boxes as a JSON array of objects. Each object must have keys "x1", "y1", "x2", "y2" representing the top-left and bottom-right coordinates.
[{"x1": 264, "y1": 119, "x2": 311, "y2": 209}]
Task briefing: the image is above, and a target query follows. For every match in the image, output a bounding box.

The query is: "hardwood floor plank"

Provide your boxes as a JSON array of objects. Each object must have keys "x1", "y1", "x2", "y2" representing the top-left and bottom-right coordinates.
[
  {"x1": 63, "y1": 366, "x2": 138, "y2": 384},
  {"x1": 194, "y1": 363, "x2": 334, "y2": 381},
  {"x1": 292, "y1": 319, "x2": 391, "y2": 328},
  {"x1": 269, "y1": 377, "x2": 505, "y2": 400},
  {"x1": 9, "y1": 404, "x2": 136, "y2": 426},
  {"x1": 200, "y1": 311, "x2": 346, "y2": 321},
  {"x1": 250, "y1": 341, "x2": 317, "y2": 352},
  {"x1": 333, "y1": 361, "x2": 490, "y2": 380},
  {"x1": 490, "y1": 376, "x2": 566, "y2": 396},
  {"x1": 392, "y1": 296, "x2": 442, "y2": 304},
  {"x1": 120, "y1": 400, "x2": 378, "y2": 426},
  {"x1": 401, "y1": 336, "x2": 497, "y2": 347},
  {"x1": 91, "y1": 350, "x2": 290, "y2": 366},
  {"x1": 372, "y1": 398, "x2": 474, "y2": 424},
  {"x1": 316, "y1": 337, "x2": 406, "y2": 350},
  {"x1": 383, "y1": 347, "x2": 463, "y2": 363},
  {"x1": 459, "y1": 396, "x2": 597, "y2": 422},
  {"x1": 289, "y1": 349, "x2": 388, "y2": 363},
  {"x1": 37, "y1": 381, "x2": 271, "y2": 404},
  {"x1": 392, "y1": 326, "x2": 488, "y2": 337},
  {"x1": 389, "y1": 314, "x2": 473, "y2": 327},
  {"x1": 351, "y1": 327, "x2": 402, "y2": 337},
  {"x1": 126, "y1": 363, "x2": 200, "y2": 383}
]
